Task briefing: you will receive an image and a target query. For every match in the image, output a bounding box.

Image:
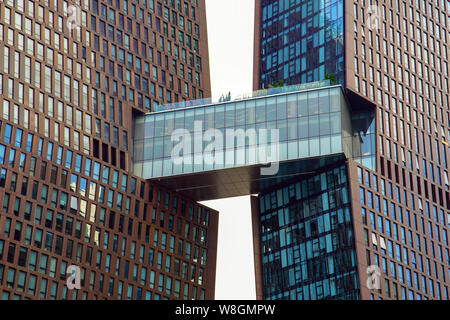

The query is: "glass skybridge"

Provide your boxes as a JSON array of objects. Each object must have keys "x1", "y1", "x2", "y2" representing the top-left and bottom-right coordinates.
[{"x1": 132, "y1": 84, "x2": 375, "y2": 200}]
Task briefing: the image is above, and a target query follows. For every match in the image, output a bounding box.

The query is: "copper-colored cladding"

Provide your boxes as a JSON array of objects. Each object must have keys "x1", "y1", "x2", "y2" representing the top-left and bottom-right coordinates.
[
  {"x1": 345, "y1": 0, "x2": 450, "y2": 300},
  {"x1": 0, "y1": 0, "x2": 217, "y2": 300},
  {"x1": 250, "y1": 195, "x2": 263, "y2": 300},
  {"x1": 252, "y1": 0, "x2": 262, "y2": 91},
  {"x1": 253, "y1": 0, "x2": 450, "y2": 300}
]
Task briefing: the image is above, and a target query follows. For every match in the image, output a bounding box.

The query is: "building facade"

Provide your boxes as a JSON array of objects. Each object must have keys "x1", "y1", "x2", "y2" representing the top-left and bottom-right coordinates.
[
  {"x1": 253, "y1": 0, "x2": 345, "y2": 90},
  {"x1": 0, "y1": 0, "x2": 218, "y2": 300},
  {"x1": 253, "y1": 0, "x2": 450, "y2": 300}
]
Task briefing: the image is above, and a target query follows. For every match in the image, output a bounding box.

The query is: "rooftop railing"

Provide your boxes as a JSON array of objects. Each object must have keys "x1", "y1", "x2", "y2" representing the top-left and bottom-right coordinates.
[{"x1": 153, "y1": 80, "x2": 332, "y2": 112}]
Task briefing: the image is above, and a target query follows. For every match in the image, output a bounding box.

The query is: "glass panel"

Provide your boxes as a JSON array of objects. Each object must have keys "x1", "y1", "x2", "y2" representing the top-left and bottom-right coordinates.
[
  {"x1": 235, "y1": 146, "x2": 245, "y2": 165},
  {"x1": 164, "y1": 113, "x2": 175, "y2": 136},
  {"x1": 153, "y1": 160, "x2": 162, "y2": 177},
  {"x1": 225, "y1": 103, "x2": 235, "y2": 127},
  {"x1": 287, "y1": 141, "x2": 298, "y2": 159},
  {"x1": 318, "y1": 89, "x2": 330, "y2": 114},
  {"x1": 144, "y1": 116, "x2": 154, "y2": 138},
  {"x1": 266, "y1": 121, "x2": 277, "y2": 143},
  {"x1": 277, "y1": 119, "x2": 287, "y2": 141},
  {"x1": 298, "y1": 93, "x2": 308, "y2": 117},
  {"x1": 193, "y1": 154, "x2": 203, "y2": 172},
  {"x1": 235, "y1": 102, "x2": 246, "y2": 127},
  {"x1": 205, "y1": 108, "x2": 214, "y2": 131},
  {"x1": 287, "y1": 118, "x2": 297, "y2": 140},
  {"x1": 174, "y1": 110, "x2": 185, "y2": 129},
  {"x1": 330, "y1": 112, "x2": 341, "y2": 134},
  {"x1": 266, "y1": 97, "x2": 277, "y2": 122},
  {"x1": 331, "y1": 135, "x2": 342, "y2": 153},
  {"x1": 329, "y1": 88, "x2": 341, "y2": 112},
  {"x1": 153, "y1": 137, "x2": 164, "y2": 158},
  {"x1": 307, "y1": 91, "x2": 319, "y2": 115},
  {"x1": 309, "y1": 116, "x2": 319, "y2": 137},
  {"x1": 194, "y1": 108, "x2": 204, "y2": 123},
  {"x1": 154, "y1": 114, "x2": 165, "y2": 137},
  {"x1": 134, "y1": 118, "x2": 145, "y2": 140},
  {"x1": 144, "y1": 139, "x2": 153, "y2": 160},
  {"x1": 310, "y1": 137, "x2": 320, "y2": 156},
  {"x1": 255, "y1": 99, "x2": 266, "y2": 123},
  {"x1": 320, "y1": 136, "x2": 331, "y2": 155},
  {"x1": 287, "y1": 94, "x2": 297, "y2": 118},
  {"x1": 246, "y1": 144, "x2": 257, "y2": 165},
  {"x1": 184, "y1": 109, "x2": 195, "y2": 131},
  {"x1": 276, "y1": 96, "x2": 287, "y2": 119},
  {"x1": 298, "y1": 117, "x2": 309, "y2": 139},
  {"x1": 163, "y1": 136, "x2": 172, "y2": 157},
  {"x1": 173, "y1": 162, "x2": 183, "y2": 175},
  {"x1": 163, "y1": 159, "x2": 172, "y2": 176},
  {"x1": 279, "y1": 142, "x2": 287, "y2": 161},
  {"x1": 245, "y1": 100, "x2": 256, "y2": 124},
  {"x1": 319, "y1": 113, "x2": 331, "y2": 135},
  {"x1": 299, "y1": 139, "x2": 309, "y2": 158},
  {"x1": 134, "y1": 142, "x2": 144, "y2": 161},
  {"x1": 214, "y1": 105, "x2": 225, "y2": 128}
]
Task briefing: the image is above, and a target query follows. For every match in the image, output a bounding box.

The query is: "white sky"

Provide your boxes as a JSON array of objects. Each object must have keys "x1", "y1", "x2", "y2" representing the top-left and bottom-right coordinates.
[{"x1": 201, "y1": 0, "x2": 256, "y2": 300}]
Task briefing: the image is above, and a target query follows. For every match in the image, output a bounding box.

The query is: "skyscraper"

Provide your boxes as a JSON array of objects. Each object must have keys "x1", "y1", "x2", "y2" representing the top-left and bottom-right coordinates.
[
  {"x1": 253, "y1": 0, "x2": 345, "y2": 90},
  {"x1": 252, "y1": 0, "x2": 450, "y2": 300},
  {"x1": 0, "y1": 0, "x2": 218, "y2": 300}
]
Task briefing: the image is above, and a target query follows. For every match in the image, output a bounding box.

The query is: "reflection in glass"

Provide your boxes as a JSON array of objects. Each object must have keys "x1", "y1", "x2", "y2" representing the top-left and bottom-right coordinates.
[
  {"x1": 320, "y1": 136, "x2": 331, "y2": 155},
  {"x1": 331, "y1": 135, "x2": 342, "y2": 153},
  {"x1": 154, "y1": 114, "x2": 164, "y2": 137},
  {"x1": 246, "y1": 100, "x2": 256, "y2": 124},
  {"x1": 255, "y1": 99, "x2": 266, "y2": 123},
  {"x1": 308, "y1": 91, "x2": 319, "y2": 115},
  {"x1": 235, "y1": 102, "x2": 246, "y2": 127},
  {"x1": 164, "y1": 113, "x2": 175, "y2": 136},
  {"x1": 287, "y1": 118, "x2": 297, "y2": 140},
  {"x1": 266, "y1": 97, "x2": 277, "y2": 122},
  {"x1": 299, "y1": 139, "x2": 309, "y2": 158},
  {"x1": 276, "y1": 96, "x2": 287, "y2": 120},
  {"x1": 318, "y1": 90, "x2": 330, "y2": 114},
  {"x1": 185, "y1": 109, "x2": 195, "y2": 131},
  {"x1": 309, "y1": 115, "x2": 319, "y2": 137},
  {"x1": 277, "y1": 120, "x2": 288, "y2": 141},
  {"x1": 205, "y1": 108, "x2": 214, "y2": 131},
  {"x1": 330, "y1": 112, "x2": 341, "y2": 134},
  {"x1": 163, "y1": 159, "x2": 172, "y2": 176},
  {"x1": 298, "y1": 117, "x2": 309, "y2": 139},
  {"x1": 175, "y1": 110, "x2": 184, "y2": 129},
  {"x1": 153, "y1": 137, "x2": 164, "y2": 158},
  {"x1": 143, "y1": 140, "x2": 153, "y2": 159},
  {"x1": 225, "y1": 103, "x2": 235, "y2": 127},
  {"x1": 319, "y1": 113, "x2": 331, "y2": 135},
  {"x1": 214, "y1": 105, "x2": 225, "y2": 128},
  {"x1": 329, "y1": 88, "x2": 341, "y2": 112},
  {"x1": 310, "y1": 137, "x2": 320, "y2": 156},
  {"x1": 163, "y1": 136, "x2": 172, "y2": 157},
  {"x1": 194, "y1": 108, "x2": 204, "y2": 123},
  {"x1": 287, "y1": 94, "x2": 297, "y2": 118},
  {"x1": 288, "y1": 141, "x2": 298, "y2": 159},
  {"x1": 298, "y1": 93, "x2": 308, "y2": 117}
]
